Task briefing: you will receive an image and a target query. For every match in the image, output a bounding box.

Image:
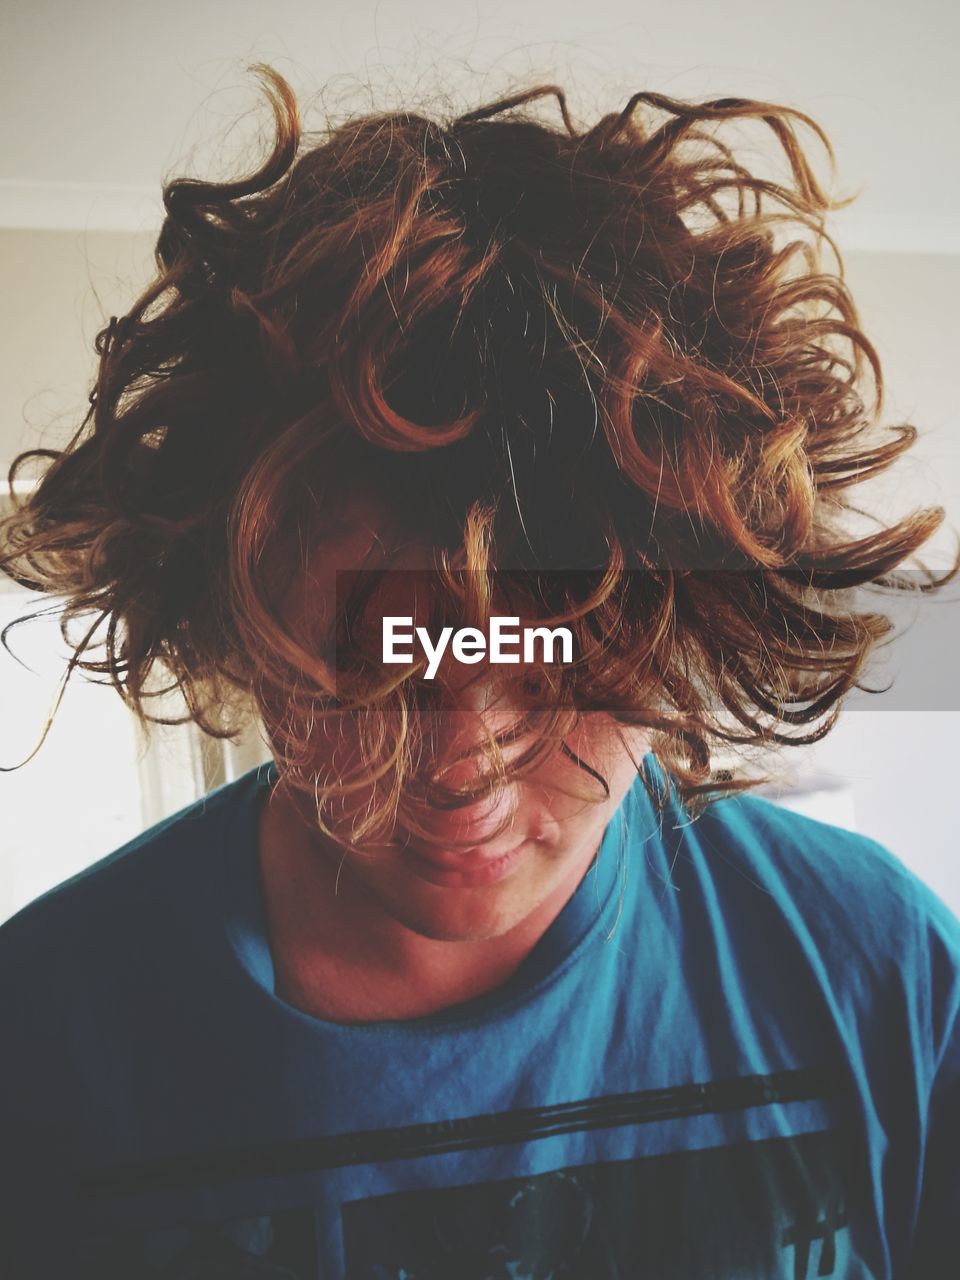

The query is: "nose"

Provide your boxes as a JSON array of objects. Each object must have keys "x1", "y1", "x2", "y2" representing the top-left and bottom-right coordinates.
[
  {"x1": 420, "y1": 776, "x2": 517, "y2": 846},
  {"x1": 415, "y1": 683, "x2": 522, "y2": 847}
]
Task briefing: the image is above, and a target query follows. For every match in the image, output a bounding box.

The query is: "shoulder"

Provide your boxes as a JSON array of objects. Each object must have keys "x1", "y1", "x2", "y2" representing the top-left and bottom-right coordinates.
[
  {"x1": 693, "y1": 785, "x2": 959, "y2": 947},
  {"x1": 673, "y1": 783, "x2": 960, "y2": 1053},
  {"x1": 631, "y1": 757, "x2": 960, "y2": 1010},
  {"x1": 0, "y1": 765, "x2": 270, "y2": 986},
  {"x1": 626, "y1": 766, "x2": 960, "y2": 1095}
]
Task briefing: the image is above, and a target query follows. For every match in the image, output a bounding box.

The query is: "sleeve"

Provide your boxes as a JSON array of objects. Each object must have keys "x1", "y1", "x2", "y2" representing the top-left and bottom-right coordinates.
[{"x1": 905, "y1": 891, "x2": 960, "y2": 1278}]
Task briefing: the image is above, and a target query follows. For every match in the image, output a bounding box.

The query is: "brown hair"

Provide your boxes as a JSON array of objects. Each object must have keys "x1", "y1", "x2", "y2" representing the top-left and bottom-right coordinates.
[{"x1": 1, "y1": 65, "x2": 955, "y2": 844}]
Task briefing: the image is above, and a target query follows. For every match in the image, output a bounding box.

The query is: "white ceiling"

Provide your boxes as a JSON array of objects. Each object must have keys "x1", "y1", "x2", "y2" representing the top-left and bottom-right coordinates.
[{"x1": 1, "y1": 0, "x2": 958, "y2": 253}]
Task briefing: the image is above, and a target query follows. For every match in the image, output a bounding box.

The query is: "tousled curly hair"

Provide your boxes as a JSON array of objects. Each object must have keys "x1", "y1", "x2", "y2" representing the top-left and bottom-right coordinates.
[{"x1": 2, "y1": 65, "x2": 956, "y2": 844}]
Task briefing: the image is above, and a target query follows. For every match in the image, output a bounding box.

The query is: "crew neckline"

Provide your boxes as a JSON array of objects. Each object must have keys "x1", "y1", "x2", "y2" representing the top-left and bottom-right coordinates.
[{"x1": 215, "y1": 758, "x2": 658, "y2": 1033}]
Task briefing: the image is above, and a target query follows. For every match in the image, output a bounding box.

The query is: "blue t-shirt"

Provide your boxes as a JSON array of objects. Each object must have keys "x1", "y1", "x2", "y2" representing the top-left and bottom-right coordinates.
[{"x1": 1, "y1": 755, "x2": 958, "y2": 1278}]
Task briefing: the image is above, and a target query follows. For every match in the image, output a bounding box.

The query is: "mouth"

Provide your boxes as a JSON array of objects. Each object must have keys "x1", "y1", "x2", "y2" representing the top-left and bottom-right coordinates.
[{"x1": 404, "y1": 841, "x2": 529, "y2": 889}]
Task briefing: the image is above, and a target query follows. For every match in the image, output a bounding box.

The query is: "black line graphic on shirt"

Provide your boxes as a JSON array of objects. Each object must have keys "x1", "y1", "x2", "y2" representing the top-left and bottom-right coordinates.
[
  {"x1": 77, "y1": 1131, "x2": 860, "y2": 1279},
  {"x1": 341, "y1": 1131, "x2": 858, "y2": 1280},
  {"x1": 78, "y1": 1065, "x2": 844, "y2": 1200}
]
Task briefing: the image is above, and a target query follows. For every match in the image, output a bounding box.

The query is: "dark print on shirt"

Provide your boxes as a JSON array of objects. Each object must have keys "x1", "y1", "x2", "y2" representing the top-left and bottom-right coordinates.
[
  {"x1": 341, "y1": 1129, "x2": 860, "y2": 1280},
  {"x1": 72, "y1": 1068, "x2": 862, "y2": 1278}
]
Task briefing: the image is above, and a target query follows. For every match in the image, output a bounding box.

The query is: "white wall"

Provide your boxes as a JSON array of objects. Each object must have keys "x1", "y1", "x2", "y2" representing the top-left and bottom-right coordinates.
[
  {"x1": 0, "y1": 229, "x2": 155, "y2": 475},
  {"x1": 3, "y1": 1, "x2": 958, "y2": 255}
]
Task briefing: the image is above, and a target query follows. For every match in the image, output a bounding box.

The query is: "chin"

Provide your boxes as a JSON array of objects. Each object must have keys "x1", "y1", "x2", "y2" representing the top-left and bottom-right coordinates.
[{"x1": 379, "y1": 887, "x2": 538, "y2": 944}]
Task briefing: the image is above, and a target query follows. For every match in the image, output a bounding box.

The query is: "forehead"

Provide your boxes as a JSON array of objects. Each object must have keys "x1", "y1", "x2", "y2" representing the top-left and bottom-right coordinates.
[
  {"x1": 308, "y1": 492, "x2": 436, "y2": 576},
  {"x1": 276, "y1": 478, "x2": 438, "y2": 630}
]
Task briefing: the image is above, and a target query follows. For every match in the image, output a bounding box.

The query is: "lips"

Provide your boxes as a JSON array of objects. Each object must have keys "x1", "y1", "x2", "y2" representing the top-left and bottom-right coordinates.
[
  {"x1": 406, "y1": 839, "x2": 524, "y2": 870},
  {"x1": 404, "y1": 841, "x2": 529, "y2": 889}
]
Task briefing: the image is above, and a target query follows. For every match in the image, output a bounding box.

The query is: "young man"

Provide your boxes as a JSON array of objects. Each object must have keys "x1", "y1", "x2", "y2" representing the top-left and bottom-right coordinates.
[{"x1": 1, "y1": 67, "x2": 958, "y2": 1278}]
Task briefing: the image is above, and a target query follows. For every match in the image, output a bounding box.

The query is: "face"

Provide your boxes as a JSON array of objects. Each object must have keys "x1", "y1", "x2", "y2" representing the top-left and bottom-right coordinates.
[{"x1": 259, "y1": 482, "x2": 649, "y2": 946}]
